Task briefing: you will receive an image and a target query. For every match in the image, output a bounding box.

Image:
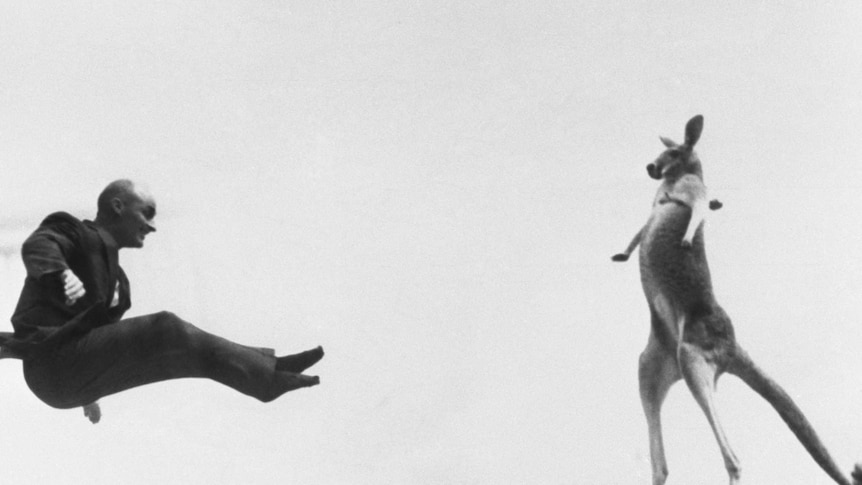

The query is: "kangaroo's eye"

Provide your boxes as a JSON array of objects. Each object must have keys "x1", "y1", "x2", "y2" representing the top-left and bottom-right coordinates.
[{"x1": 668, "y1": 150, "x2": 680, "y2": 159}]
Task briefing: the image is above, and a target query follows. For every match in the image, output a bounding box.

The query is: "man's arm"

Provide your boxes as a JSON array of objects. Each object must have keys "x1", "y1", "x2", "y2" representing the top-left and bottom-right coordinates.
[
  {"x1": 21, "y1": 213, "x2": 80, "y2": 278},
  {"x1": 22, "y1": 213, "x2": 87, "y2": 304}
]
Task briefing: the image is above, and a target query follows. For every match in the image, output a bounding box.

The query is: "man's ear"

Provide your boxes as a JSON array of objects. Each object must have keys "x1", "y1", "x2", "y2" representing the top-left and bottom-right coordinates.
[{"x1": 110, "y1": 197, "x2": 124, "y2": 215}]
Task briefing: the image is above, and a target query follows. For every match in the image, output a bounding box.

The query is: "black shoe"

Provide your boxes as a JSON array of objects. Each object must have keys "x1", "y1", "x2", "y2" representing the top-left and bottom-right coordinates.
[{"x1": 276, "y1": 346, "x2": 324, "y2": 373}]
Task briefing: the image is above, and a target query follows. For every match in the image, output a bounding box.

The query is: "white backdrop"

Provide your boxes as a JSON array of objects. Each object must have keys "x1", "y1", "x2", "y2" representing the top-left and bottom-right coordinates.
[{"x1": 2, "y1": 2, "x2": 862, "y2": 484}]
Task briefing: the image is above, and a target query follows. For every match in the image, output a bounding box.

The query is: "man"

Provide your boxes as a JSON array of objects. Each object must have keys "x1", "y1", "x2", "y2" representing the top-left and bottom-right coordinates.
[{"x1": 1, "y1": 179, "x2": 323, "y2": 423}]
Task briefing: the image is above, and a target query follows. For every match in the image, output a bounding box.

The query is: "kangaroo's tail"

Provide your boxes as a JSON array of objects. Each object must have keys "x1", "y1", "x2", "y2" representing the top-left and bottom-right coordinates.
[{"x1": 728, "y1": 346, "x2": 861, "y2": 485}]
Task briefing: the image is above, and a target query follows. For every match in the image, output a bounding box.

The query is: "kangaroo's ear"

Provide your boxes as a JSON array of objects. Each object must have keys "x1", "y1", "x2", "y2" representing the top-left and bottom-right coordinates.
[
  {"x1": 684, "y1": 115, "x2": 704, "y2": 147},
  {"x1": 659, "y1": 136, "x2": 677, "y2": 148}
]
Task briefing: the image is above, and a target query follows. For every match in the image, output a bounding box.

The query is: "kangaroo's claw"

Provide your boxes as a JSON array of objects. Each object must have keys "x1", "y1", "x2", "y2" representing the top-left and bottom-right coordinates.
[
  {"x1": 709, "y1": 199, "x2": 723, "y2": 210},
  {"x1": 611, "y1": 253, "x2": 630, "y2": 262}
]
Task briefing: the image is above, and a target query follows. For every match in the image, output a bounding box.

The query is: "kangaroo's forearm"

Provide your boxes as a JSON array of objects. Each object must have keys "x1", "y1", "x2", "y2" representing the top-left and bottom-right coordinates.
[
  {"x1": 623, "y1": 227, "x2": 644, "y2": 255},
  {"x1": 682, "y1": 200, "x2": 707, "y2": 245},
  {"x1": 612, "y1": 226, "x2": 644, "y2": 262}
]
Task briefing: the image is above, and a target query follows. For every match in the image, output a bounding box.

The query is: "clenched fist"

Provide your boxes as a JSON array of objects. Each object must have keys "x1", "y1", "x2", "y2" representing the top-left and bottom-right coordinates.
[{"x1": 62, "y1": 269, "x2": 86, "y2": 306}]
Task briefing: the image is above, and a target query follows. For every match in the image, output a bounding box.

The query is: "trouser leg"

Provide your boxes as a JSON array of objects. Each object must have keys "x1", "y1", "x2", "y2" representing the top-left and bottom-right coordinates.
[{"x1": 23, "y1": 311, "x2": 318, "y2": 408}]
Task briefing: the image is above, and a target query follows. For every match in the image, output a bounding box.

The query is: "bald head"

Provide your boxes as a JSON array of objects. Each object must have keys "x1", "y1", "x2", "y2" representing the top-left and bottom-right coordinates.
[
  {"x1": 97, "y1": 179, "x2": 136, "y2": 220},
  {"x1": 95, "y1": 179, "x2": 157, "y2": 248}
]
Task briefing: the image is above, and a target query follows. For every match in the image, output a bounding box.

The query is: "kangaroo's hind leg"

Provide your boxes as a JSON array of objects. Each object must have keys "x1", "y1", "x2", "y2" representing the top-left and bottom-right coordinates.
[
  {"x1": 639, "y1": 331, "x2": 682, "y2": 485},
  {"x1": 728, "y1": 347, "x2": 857, "y2": 485},
  {"x1": 678, "y1": 340, "x2": 741, "y2": 485}
]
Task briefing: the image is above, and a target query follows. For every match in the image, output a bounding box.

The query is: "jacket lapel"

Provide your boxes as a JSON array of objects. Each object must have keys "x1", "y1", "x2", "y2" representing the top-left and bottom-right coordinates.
[{"x1": 86, "y1": 222, "x2": 120, "y2": 303}]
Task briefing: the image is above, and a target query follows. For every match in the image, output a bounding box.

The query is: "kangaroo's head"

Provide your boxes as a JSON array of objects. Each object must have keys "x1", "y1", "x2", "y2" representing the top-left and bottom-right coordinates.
[{"x1": 646, "y1": 115, "x2": 704, "y2": 182}]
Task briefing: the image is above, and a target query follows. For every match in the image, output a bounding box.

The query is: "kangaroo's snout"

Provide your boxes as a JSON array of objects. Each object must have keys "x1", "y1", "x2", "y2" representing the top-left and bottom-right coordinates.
[{"x1": 646, "y1": 163, "x2": 662, "y2": 180}]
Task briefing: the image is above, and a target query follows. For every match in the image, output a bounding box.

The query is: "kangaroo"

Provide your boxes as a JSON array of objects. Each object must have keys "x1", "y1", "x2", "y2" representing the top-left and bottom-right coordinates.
[
  {"x1": 612, "y1": 115, "x2": 862, "y2": 485},
  {"x1": 612, "y1": 124, "x2": 722, "y2": 263}
]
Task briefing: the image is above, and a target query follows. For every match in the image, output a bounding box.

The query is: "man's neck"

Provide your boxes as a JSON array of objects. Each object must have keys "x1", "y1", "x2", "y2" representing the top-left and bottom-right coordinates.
[{"x1": 91, "y1": 217, "x2": 121, "y2": 250}]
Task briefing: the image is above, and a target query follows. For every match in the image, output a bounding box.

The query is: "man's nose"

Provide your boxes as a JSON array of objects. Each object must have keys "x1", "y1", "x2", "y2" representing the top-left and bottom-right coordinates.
[{"x1": 146, "y1": 222, "x2": 156, "y2": 233}]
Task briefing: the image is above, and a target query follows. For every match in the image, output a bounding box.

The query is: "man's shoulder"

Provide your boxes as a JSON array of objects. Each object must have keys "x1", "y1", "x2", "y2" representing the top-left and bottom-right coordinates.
[
  {"x1": 32, "y1": 212, "x2": 94, "y2": 242},
  {"x1": 40, "y1": 211, "x2": 84, "y2": 227}
]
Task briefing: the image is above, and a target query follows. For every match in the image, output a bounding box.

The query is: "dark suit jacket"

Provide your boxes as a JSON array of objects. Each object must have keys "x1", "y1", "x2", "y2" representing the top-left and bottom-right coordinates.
[{"x1": 2, "y1": 212, "x2": 131, "y2": 356}]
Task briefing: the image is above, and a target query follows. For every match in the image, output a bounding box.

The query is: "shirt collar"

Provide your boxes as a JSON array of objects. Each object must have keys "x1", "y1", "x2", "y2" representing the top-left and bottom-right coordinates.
[{"x1": 83, "y1": 220, "x2": 119, "y2": 252}]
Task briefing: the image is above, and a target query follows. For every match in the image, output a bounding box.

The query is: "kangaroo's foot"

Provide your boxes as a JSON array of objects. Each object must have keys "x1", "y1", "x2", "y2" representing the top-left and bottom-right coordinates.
[
  {"x1": 709, "y1": 199, "x2": 723, "y2": 210},
  {"x1": 852, "y1": 463, "x2": 862, "y2": 485},
  {"x1": 611, "y1": 253, "x2": 630, "y2": 262}
]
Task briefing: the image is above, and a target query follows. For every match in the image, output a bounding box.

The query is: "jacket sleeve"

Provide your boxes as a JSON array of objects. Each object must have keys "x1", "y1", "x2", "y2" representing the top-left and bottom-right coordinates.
[{"x1": 20, "y1": 212, "x2": 81, "y2": 280}]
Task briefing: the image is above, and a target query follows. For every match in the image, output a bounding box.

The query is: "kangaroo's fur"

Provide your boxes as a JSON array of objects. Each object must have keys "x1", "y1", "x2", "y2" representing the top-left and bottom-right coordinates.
[{"x1": 613, "y1": 115, "x2": 862, "y2": 485}]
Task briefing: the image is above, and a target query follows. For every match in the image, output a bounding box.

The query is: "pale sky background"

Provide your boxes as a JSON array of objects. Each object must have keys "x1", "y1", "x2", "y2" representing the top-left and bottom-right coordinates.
[{"x1": 2, "y1": 2, "x2": 862, "y2": 484}]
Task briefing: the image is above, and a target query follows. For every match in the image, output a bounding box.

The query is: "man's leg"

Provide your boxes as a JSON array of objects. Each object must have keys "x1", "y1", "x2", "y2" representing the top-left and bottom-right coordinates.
[{"x1": 23, "y1": 311, "x2": 320, "y2": 409}]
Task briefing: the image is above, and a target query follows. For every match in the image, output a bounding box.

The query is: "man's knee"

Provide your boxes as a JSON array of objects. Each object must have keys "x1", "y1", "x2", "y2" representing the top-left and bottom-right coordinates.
[
  {"x1": 149, "y1": 311, "x2": 200, "y2": 344},
  {"x1": 152, "y1": 310, "x2": 182, "y2": 324}
]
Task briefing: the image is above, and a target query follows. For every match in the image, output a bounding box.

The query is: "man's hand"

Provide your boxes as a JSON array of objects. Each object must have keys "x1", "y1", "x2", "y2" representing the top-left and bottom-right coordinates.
[
  {"x1": 62, "y1": 269, "x2": 86, "y2": 306},
  {"x1": 83, "y1": 402, "x2": 101, "y2": 424}
]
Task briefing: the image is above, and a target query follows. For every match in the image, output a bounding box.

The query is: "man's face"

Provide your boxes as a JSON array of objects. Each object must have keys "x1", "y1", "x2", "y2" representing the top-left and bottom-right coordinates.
[{"x1": 115, "y1": 190, "x2": 157, "y2": 248}]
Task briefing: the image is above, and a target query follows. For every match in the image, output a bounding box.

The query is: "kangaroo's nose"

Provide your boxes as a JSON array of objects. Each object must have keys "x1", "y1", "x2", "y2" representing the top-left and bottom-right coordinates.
[{"x1": 646, "y1": 163, "x2": 661, "y2": 180}]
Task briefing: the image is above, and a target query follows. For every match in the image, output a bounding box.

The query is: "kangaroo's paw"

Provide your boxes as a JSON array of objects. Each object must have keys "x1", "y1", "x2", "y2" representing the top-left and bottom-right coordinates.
[
  {"x1": 709, "y1": 199, "x2": 723, "y2": 210},
  {"x1": 611, "y1": 253, "x2": 630, "y2": 262}
]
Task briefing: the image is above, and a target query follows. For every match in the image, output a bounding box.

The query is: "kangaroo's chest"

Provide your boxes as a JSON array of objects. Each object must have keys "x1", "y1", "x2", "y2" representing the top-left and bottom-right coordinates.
[{"x1": 639, "y1": 202, "x2": 713, "y2": 305}]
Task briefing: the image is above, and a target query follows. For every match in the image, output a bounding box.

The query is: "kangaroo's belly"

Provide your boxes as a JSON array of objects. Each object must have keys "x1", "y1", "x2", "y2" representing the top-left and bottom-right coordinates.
[
  {"x1": 639, "y1": 203, "x2": 714, "y2": 313},
  {"x1": 639, "y1": 205, "x2": 737, "y2": 352}
]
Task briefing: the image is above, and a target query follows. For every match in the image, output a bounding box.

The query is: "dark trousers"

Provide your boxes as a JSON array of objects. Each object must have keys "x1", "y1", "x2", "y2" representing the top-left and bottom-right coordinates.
[{"x1": 22, "y1": 311, "x2": 317, "y2": 408}]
